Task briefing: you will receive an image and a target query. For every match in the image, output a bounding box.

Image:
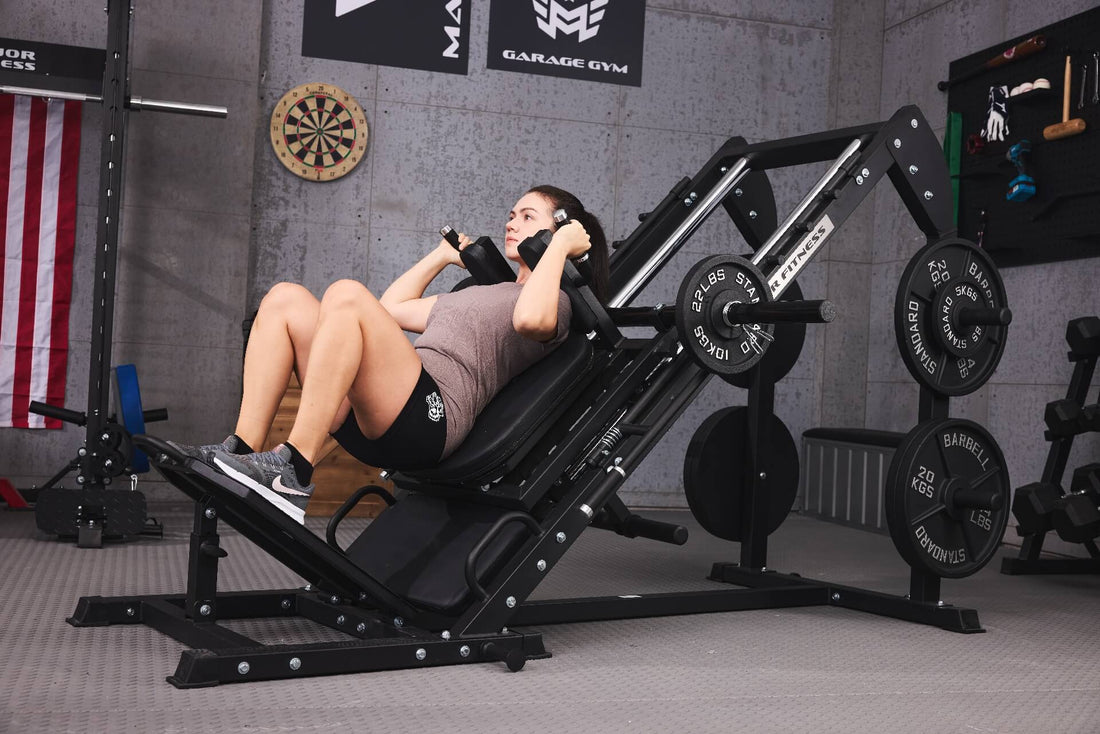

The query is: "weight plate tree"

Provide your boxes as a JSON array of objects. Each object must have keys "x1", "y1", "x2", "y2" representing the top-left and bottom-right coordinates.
[
  {"x1": 894, "y1": 237, "x2": 1010, "y2": 396},
  {"x1": 724, "y1": 279, "x2": 807, "y2": 388},
  {"x1": 684, "y1": 406, "x2": 799, "y2": 541},
  {"x1": 270, "y1": 82, "x2": 368, "y2": 182},
  {"x1": 676, "y1": 255, "x2": 775, "y2": 375},
  {"x1": 885, "y1": 418, "x2": 1010, "y2": 578}
]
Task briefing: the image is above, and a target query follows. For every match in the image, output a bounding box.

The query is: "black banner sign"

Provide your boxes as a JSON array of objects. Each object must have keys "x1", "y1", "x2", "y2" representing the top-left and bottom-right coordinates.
[
  {"x1": 0, "y1": 37, "x2": 105, "y2": 95},
  {"x1": 487, "y1": 0, "x2": 645, "y2": 87},
  {"x1": 302, "y1": 0, "x2": 470, "y2": 75}
]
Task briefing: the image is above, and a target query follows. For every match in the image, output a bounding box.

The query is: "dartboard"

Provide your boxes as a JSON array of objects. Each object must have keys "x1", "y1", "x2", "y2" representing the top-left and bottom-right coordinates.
[{"x1": 270, "y1": 82, "x2": 368, "y2": 181}]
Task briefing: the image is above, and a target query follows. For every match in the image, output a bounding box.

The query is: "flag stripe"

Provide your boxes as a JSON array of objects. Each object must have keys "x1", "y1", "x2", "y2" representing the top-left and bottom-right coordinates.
[
  {"x1": 45, "y1": 101, "x2": 80, "y2": 429},
  {"x1": 0, "y1": 97, "x2": 31, "y2": 427},
  {"x1": 27, "y1": 102, "x2": 67, "y2": 429},
  {"x1": 0, "y1": 94, "x2": 12, "y2": 401},
  {"x1": 0, "y1": 94, "x2": 80, "y2": 429},
  {"x1": 12, "y1": 97, "x2": 47, "y2": 427}
]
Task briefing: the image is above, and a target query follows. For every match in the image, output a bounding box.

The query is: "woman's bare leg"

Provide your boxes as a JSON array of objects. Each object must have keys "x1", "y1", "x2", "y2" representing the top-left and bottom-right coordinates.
[
  {"x1": 286, "y1": 279, "x2": 422, "y2": 463},
  {"x1": 233, "y1": 282, "x2": 321, "y2": 450}
]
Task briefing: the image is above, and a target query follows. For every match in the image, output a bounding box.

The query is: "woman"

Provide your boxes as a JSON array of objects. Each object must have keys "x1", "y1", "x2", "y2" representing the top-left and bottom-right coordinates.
[{"x1": 187, "y1": 186, "x2": 609, "y2": 524}]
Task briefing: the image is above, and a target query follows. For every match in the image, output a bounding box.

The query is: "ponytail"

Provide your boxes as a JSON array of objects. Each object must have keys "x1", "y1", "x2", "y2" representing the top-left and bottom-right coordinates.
[{"x1": 526, "y1": 185, "x2": 610, "y2": 304}]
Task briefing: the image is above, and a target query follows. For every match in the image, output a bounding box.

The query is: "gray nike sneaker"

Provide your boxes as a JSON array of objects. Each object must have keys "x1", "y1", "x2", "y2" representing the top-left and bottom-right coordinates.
[
  {"x1": 213, "y1": 444, "x2": 314, "y2": 524},
  {"x1": 169, "y1": 435, "x2": 249, "y2": 464}
]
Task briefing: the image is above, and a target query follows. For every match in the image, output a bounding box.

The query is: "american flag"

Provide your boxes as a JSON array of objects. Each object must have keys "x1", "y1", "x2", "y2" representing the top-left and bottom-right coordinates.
[{"x1": 0, "y1": 93, "x2": 81, "y2": 428}]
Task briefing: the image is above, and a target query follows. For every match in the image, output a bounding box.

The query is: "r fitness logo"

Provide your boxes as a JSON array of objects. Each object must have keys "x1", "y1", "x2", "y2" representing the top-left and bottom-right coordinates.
[{"x1": 533, "y1": 0, "x2": 608, "y2": 42}]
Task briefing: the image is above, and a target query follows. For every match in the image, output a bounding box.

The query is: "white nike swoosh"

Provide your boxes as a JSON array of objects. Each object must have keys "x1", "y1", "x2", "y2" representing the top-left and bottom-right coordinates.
[{"x1": 273, "y1": 476, "x2": 310, "y2": 496}]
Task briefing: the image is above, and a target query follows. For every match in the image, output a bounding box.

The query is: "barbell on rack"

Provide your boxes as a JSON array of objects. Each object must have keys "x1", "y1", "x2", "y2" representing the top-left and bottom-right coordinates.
[{"x1": 0, "y1": 84, "x2": 228, "y2": 118}]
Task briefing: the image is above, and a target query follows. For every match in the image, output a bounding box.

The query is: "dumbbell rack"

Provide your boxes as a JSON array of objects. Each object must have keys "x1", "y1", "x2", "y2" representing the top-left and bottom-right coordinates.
[{"x1": 1002, "y1": 319, "x2": 1100, "y2": 575}]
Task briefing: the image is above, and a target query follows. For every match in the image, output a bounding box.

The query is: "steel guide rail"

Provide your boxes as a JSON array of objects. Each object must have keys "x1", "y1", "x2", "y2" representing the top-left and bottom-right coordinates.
[{"x1": 609, "y1": 105, "x2": 954, "y2": 313}]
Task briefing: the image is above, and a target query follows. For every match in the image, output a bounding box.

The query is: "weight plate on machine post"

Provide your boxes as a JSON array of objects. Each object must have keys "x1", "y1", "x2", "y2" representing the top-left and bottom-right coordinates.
[
  {"x1": 894, "y1": 238, "x2": 1009, "y2": 396},
  {"x1": 676, "y1": 255, "x2": 775, "y2": 376},
  {"x1": 885, "y1": 418, "x2": 1010, "y2": 578},
  {"x1": 724, "y1": 280, "x2": 807, "y2": 388},
  {"x1": 683, "y1": 407, "x2": 799, "y2": 541}
]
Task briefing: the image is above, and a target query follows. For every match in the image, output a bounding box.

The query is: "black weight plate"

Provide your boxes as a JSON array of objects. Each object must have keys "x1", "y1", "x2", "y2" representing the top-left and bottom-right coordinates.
[
  {"x1": 885, "y1": 418, "x2": 1010, "y2": 578},
  {"x1": 724, "y1": 279, "x2": 807, "y2": 388},
  {"x1": 684, "y1": 406, "x2": 799, "y2": 541},
  {"x1": 677, "y1": 255, "x2": 775, "y2": 376},
  {"x1": 894, "y1": 238, "x2": 1008, "y2": 396}
]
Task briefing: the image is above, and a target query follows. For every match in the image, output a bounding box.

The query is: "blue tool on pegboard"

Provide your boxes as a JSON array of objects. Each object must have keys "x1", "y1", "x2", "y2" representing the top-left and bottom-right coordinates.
[
  {"x1": 1006, "y1": 139, "x2": 1036, "y2": 202},
  {"x1": 113, "y1": 364, "x2": 150, "y2": 472}
]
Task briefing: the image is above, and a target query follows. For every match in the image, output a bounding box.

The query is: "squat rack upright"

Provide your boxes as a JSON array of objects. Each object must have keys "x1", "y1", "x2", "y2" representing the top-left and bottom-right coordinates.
[{"x1": 1, "y1": 2, "x2": 226, "y2": 518}]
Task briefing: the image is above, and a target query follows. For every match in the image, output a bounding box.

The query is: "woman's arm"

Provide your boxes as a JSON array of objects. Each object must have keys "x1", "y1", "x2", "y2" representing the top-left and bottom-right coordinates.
[
  {"x1": 513, "y1": 221, "x2": 590, "y2": 341},
  {"x1": 380, "y1": 234, "x2": 470, "y2": 333}
]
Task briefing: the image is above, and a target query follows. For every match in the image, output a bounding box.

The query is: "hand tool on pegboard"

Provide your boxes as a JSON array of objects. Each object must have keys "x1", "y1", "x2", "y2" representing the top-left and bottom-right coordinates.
[
  {"x1": 1044, "y1": 54, "x2": 1087, "y2": 140},
  {"x1": 1093, "y1": 52, "x2": 1099, "y2": 104},
  {"x1": 938, "y1": 35, "x2": 1047, "y2": 91},
  {"x1": 1077, "y1": 63, "x2": 1088, "y2": 110}
]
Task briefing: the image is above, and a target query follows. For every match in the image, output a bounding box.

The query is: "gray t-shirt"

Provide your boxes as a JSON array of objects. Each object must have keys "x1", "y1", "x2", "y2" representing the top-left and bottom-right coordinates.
[{"x1": 415, "y1": 282, "x2": 573, "y2": 458}]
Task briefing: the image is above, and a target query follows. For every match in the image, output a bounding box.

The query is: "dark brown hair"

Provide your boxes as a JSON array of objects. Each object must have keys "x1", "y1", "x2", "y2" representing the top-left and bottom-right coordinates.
[{"x1": 526, "y1": 185, "x2": 610, "y2": 304}]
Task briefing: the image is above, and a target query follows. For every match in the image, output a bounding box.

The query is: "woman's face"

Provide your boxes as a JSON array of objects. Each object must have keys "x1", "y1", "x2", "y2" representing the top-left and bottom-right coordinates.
[{"x1": 504, "y1": 192, "x2": 556, "y2": 263}]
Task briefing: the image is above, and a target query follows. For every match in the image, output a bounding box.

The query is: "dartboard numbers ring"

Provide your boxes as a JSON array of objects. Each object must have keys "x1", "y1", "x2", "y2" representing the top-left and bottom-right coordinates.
[{"x1": 270, "y1": 82, "x2": 368, "y2": 182}]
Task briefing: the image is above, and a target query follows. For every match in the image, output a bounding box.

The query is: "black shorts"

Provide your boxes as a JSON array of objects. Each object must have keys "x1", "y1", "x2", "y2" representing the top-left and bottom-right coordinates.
[{"x1": 331, "y1": 367, "x2": 447, "y2": 471}]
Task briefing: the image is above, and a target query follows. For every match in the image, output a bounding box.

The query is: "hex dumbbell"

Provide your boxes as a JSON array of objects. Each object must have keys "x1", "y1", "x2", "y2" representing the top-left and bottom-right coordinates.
[
  {"x1": 1066, "y1": 316, "x2": 1100, "y2": 357},
  {"x1": 1051, "y1": 465, "x2": 1100, "y2": 543},
  {"x1": 1051, "y1": 490, "x2": 1100, "y2": 543},
  {"x1": 1011, "y1": 482, "x2": 1062, "y2": 535},
  {"x1": 1078, "y1": 404, "x2": 1100, "y2": 433},
  {"x1": 1070, "y1": 463, "x2": 1100, "y2": 494},
  {"x1": 1044, "y1": 399, "x2": 1084, "y2": 438}
]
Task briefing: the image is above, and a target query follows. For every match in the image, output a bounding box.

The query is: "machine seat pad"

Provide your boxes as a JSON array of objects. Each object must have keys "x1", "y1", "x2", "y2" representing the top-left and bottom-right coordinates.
[
  {"x1": 404, "y1": 332, "x2": 594, "y2": 484},
  {"x1": 346, "y1": 492, "x2": 533, "y2": 614}
]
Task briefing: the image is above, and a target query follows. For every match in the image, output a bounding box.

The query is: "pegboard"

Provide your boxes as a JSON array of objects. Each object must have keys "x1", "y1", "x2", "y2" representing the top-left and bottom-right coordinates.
[{"x1": 946, "y1": 6, "x2": 1100, "y2": 268}]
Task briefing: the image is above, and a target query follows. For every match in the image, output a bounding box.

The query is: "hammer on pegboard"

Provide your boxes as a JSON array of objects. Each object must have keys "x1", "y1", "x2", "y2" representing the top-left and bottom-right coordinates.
[{"x1": 1044, "y1": 54, "x2": 1087, "y2": 140}]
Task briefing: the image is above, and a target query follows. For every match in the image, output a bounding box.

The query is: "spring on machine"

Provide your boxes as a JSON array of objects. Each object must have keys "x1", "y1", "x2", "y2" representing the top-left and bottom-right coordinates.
[
  {"x1": 593, "y1": 426, "x2": 624, "y2": 456},
  {"x1": 564, "y1": 422, "x2": 625, "y2": 482}
]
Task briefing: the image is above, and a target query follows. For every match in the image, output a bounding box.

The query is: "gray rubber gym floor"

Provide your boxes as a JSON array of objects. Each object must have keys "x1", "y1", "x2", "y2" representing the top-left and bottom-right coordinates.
[{"x1": 2, "y1": 503, "x2": 1098, "y2": 734}]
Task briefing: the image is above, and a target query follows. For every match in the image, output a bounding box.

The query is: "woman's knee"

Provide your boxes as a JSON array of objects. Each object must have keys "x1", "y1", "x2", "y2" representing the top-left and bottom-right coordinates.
[
  {"x1": 260, "y1": 282, "x2": 317, "y2": 315},
  {"x1": 320, "y1": 279, "x2": 378, "y2": 312}
]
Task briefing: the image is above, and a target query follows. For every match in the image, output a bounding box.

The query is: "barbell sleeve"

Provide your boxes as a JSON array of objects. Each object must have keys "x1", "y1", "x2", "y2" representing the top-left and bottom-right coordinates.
[
  {"x1": 957, "y1": 306, "x2": 1012, "y2": 327},
  {"x1": 127, "y1": 96, "x2": 228, "y2": 118},
  {"x1": 0, "y1": 85, "x2": 98, "y2": 102},
  {"x1": 722, "y1": 299, "x2": 836, "y2": 326},
  {"x1": 952, "y1": 485, "x2": 1004, "y2": 512}
]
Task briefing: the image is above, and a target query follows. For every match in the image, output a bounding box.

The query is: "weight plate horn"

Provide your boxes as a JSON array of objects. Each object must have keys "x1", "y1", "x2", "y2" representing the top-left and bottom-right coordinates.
[{"x1": 676, "y1": 255, "x2": 775, "y2": 376}]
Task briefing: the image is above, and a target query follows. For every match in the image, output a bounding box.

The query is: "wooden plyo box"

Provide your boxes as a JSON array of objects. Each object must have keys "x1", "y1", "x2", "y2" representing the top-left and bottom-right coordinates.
[{"x1": 263, "y1": 378, "x2": 391, "y2": 518}]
